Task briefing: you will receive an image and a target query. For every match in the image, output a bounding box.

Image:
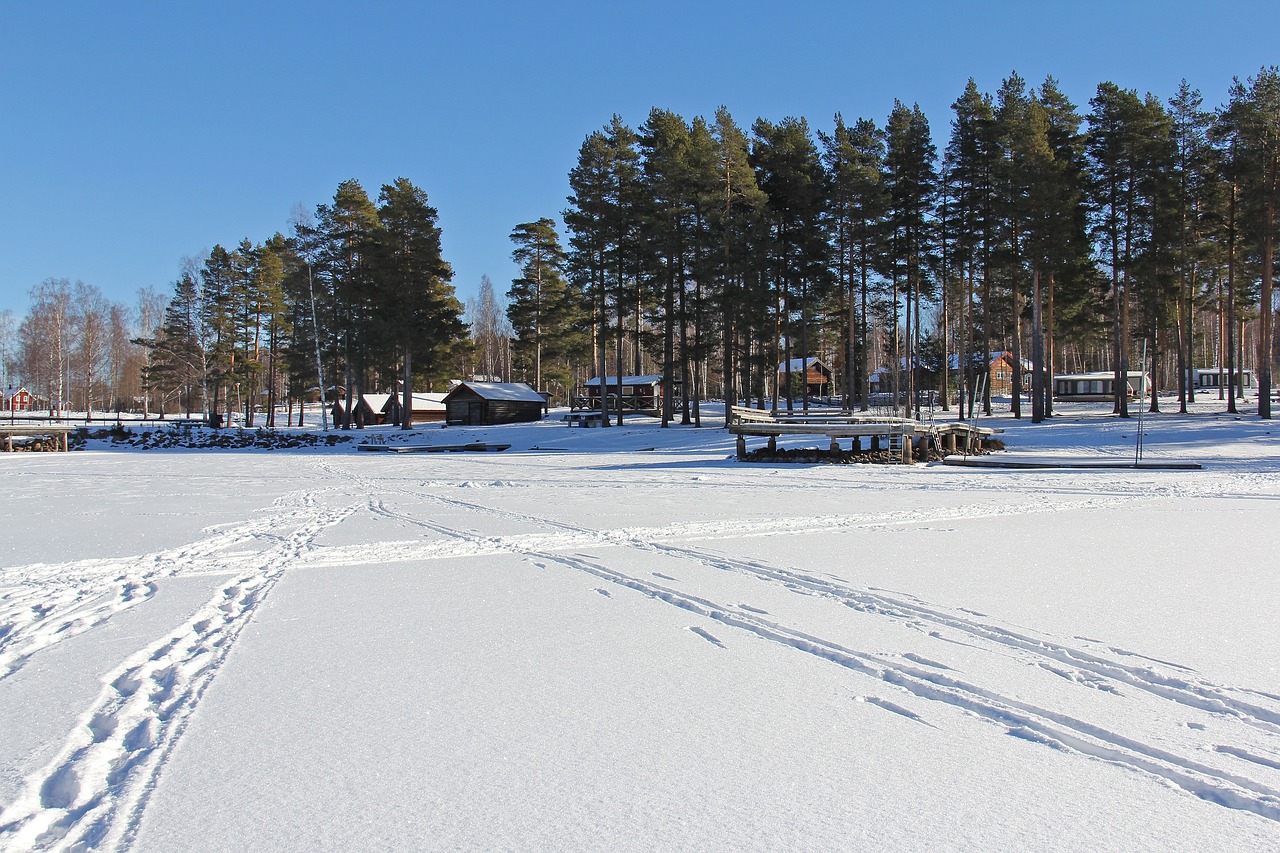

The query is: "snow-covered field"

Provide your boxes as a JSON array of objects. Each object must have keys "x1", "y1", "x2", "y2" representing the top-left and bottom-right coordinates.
[{"x1": 2, "y1": 401, "x2": 1278, "y2": 852}]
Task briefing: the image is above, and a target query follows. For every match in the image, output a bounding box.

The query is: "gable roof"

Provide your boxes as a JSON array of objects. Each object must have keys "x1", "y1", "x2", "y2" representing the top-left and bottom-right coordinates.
[
  {"x1": 583, "y1": 375, "x2": 662, "y2": 387},
  {"x1": 777, "y1": 357, "x2": 828, "y2": 373},
  {"x1": 445, "y1": 382, "x2": 545, "y2": 403}
]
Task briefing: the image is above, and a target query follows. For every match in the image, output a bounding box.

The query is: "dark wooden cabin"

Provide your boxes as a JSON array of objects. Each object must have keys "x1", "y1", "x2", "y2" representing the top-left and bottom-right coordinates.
[{"x1": 443, "y1": 382, "x2": 546, "y2": 426}]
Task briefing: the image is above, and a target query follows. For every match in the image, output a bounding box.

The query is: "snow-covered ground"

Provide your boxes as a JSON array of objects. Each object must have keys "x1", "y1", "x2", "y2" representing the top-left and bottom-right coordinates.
[{"x1": 1, "y1": 400, "x2": 1278, "y2": 852}]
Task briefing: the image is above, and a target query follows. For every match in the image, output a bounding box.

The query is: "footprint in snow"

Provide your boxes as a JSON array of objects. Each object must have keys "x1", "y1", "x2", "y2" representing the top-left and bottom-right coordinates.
[
  {"x1": 689, "y1": 627, "x2": 725, "y2": 648},
  {"x1": 594, "y1": 588, "x2": 611, "y2": 598},
  {"x1": 652, "y1": 572, "x2": 677, "y2": 581}
]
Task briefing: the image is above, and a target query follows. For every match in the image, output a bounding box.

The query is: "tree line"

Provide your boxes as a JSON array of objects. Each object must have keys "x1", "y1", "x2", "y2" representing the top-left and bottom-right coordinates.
[
  {"x1": 5, "y1": 178, "x2": 470, "y2": 429},
  {"x1": 505, "y1": 68, "x2": 1279, "y2": 425},
  {"x1": 7, "y1": 69, "x2": 1277, "y2": 427}
]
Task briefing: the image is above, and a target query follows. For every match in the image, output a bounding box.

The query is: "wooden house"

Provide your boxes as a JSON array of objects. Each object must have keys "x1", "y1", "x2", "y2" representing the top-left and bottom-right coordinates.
[
  {"x1": 947, "y1": 352, "x2": 1033, "y2": 398},
  {"x1": 443, "y1": 382, "x2": 545, "y2": 426},
  {"x1": 776, "y1": 358, "x2": 832, "y2": 397},
  {"x1": 3, "y1": 386, "x2": 33, "y2": 412}
]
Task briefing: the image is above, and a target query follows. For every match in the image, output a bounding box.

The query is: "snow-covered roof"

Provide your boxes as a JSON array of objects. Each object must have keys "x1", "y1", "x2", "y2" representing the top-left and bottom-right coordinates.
[
  {"x1": 583, "y1": 375, "x2": 662, "y2": 387},
  {"x1": 777, "y1": 357, "x2": 827, "y2": 372},
  {"x1": 447, "y1": 382, "x2": 545, "y2": 403},
  {"x1": 361, "y1": 394, "x2": 392, "y2": 412},
  {"x1": 411, "y1": 392, "x2": 447, "y2": 409},
  {"x1": 1054, "y1": 371, "x2": 1149, "y2": 380}
]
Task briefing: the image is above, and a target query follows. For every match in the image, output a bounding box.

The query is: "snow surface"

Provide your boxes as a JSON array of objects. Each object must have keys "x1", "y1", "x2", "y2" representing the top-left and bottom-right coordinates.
[{"x1": 1, "y1": 400, "x2": 1279, "y2": 851}]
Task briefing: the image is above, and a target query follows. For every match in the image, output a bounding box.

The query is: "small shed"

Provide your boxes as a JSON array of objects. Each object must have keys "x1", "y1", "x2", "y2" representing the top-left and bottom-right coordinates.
[
  {"x1": 443, "y1": 382, "x2": 545, "y2": 426},
  {"x1": 356, "y1": 394, "x2": 393, "y2": 425}
]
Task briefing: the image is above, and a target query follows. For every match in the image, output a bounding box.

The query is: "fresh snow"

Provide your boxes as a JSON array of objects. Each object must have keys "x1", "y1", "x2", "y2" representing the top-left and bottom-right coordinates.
[{"x1": 1, "y1": 400, "x2": 1279, "y2": 851}]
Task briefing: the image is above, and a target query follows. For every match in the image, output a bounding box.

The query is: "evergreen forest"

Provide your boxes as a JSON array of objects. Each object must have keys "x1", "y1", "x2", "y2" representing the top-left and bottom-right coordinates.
[{"x1": 4, "y1": 69, "x2": 1279, "y2": 425}]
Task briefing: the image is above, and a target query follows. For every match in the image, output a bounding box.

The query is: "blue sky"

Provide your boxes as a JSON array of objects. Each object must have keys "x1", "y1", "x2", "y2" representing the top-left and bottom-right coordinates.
[{"x1": 2, "y1": 1, "x2": 1277, "y2": 319}]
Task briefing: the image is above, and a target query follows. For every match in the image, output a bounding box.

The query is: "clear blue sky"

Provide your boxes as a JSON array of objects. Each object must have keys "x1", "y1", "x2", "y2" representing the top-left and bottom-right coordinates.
[{"x1": 2, "y1": 1, "x2": 1276, "y2": 318}]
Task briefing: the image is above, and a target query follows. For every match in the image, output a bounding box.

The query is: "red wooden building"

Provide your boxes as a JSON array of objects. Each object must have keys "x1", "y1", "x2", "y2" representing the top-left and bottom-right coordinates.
[{"x1": 3, "y1": 386, "x2": 33, "y2": 412}]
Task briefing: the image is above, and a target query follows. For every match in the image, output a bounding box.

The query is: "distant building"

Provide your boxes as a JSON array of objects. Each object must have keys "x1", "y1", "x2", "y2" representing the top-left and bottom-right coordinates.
[
  {"x1": 580, "y1": 375, "x2": 667, "y2": 416},
  {"x1": 3, "y1": 386, "x2": 33, "y2": 412},
  {"x1": 443, "y1": 382, "x2": 545, "y2": 426},
  {"x1": 776, "y1": 358, "x2": 832, "y2": 397},
  {"x1": 946, "y1": 352, "x2": 1032, "y2": 398}
]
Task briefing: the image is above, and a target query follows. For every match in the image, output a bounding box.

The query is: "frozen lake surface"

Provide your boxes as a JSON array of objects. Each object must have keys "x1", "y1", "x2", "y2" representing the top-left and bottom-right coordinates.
[{"x1": 2, "y1": 402, "x2": 1278, "y2": 851}]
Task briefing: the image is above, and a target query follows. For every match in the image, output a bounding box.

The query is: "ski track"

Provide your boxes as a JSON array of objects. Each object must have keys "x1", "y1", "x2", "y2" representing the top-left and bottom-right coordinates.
[
  {"x1": 318, "y1": 459, "x2": 1280, "y2": 825},
  {"x1": 0, "y1": 486, "x2": 356, "y2": 852},
  {"x1": 532, "y1": 548, "x2": 1280, "y2": 825},
  {"x1": 2, "y1": 454, "x2": 1277, "y2": 846}
]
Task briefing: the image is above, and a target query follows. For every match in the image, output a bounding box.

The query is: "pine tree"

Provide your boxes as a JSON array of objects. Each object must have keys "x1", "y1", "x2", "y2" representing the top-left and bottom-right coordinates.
[
  {"x1": 639, "y1": 108, "x2": 694, "y2": 426},
  {"x1": 1035, "y1": 77, "x2": 1092, "y2": 419},
  {"x1": 945, "y1": 80, "x2": 998, "y2": 417},
  {"x1": 1087, "y1": 82, "x2": 1147, "y2": 417},
  {"x1": 1168, "y1": 80, "x2": 1218, "y2": 412},
  {"x1": 751, "y1": 116, "x2": 830, "y2": 413},
  {"x1": 373, "y1": 177, "x2": 463, "y2": 429},
  {"x1": 508, "y1": 218, "x2": 569, "y2": 393},
  {"x1": 314, "y1": 180, "x2": 381, "y2": 427},
  {"x1": 709, "y1": 107, "x2": 767, "y2": 422},
  {"x1": 884, "y1": 101, "x2": 937, "y2": 417},
  {"x1": 565, "y1": 118, "x2": 642, "y2": 425},
  {"x1": 1223, "y1": 67, "x2": 1280, "y2": 418},
  {"x1": 822, "y1": 114, "x2": 888, "y2": 411}
]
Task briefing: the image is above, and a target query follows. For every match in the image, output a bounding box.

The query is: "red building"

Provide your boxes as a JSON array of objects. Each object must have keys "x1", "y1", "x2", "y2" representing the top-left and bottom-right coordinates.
[{"x1": 3, "y1": 386, "x2": 33, "y2": 412}]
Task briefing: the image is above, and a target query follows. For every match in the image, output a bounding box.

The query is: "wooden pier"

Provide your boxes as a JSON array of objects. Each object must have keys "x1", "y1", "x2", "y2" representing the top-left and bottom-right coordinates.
[
  {"x1": 728, "y1": 407, "x2": 999, "y2": 463},
  {"x1": 0, "y1": 424, "x2": 76, "y2": 452}
]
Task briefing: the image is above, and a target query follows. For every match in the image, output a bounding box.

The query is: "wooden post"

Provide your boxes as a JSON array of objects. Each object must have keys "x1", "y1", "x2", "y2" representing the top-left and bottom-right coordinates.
[
  {"x1": 902, "y1": 435, "x2": 913, "y2": 464},
  {"x1": 871, "y1": 435, "x2": 880, "y2": 452},
  {"x1": 736, "y1": 434, "x2": 747, "y2": 459},
  {"x1": 829, "y1": 437, "x2": 840, "y2": 453},
  {"x1": 944, "y1": 432, "x2": 956, "y2": 453},
  {"x1": 767, "y1": 436, "x2": 777, "y2": 454}
]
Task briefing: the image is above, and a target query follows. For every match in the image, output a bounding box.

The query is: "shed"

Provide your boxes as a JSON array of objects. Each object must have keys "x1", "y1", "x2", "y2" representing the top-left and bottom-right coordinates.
[
  {"x1": 383, "y1": 392, "x2": 449, "y2": 424},
  {"x1": 443, "y1": 382, "x2": 545, "y2": 426},
  {"x1": 356, "y1": 394, "x2": 393, "y2": 425}
]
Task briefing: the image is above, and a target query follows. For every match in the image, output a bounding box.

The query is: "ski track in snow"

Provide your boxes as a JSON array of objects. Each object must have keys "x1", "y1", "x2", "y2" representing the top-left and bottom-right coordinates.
[
  {"x1": 2, "y1": 454, "x2": 1278, "y2": 847},
  {"x1": 326, "y1": 460, "x2": 1280, "y2": 826}
]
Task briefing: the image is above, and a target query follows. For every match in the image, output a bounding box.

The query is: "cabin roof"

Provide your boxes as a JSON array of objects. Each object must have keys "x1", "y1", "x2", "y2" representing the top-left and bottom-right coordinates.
[
  {"x1": 583, "y1": 375, "x2": 662, "y2": 387},
  {"x1": 360, "y1": 394, "x2": 392, "y2": 412},
  {"x1": 1054, "y1": 371, "x2": 1148, "y2": 380},
  {"x1": 777, "y1": 357, "x2": 828, "y2": 372},
  {"x1": 445, "y1": 382, "x2": 545, "y2": 403}
]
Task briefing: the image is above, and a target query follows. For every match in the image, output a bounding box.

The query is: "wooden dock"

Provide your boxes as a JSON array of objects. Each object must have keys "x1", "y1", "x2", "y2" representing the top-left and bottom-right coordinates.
[
  {"x1": 357, "y1": 442, "x2": 511, "y2": 454},
  {"x1": 0, "y1": 424, "x2": 76, "y2": 452},
  {"x1": 728, "y1": 407, "x2": 999, "y2": 463}
]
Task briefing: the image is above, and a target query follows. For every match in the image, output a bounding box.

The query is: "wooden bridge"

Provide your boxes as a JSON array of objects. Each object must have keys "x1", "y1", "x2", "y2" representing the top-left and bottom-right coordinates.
[{"x1": 728, "y1": 406, "x2": 1000, "y2": 463}]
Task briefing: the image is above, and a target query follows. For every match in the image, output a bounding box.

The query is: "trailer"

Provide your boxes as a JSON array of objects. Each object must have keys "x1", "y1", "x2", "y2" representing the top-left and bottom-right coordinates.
[{"x1": 1052, "y1": 371, "x2": 1149, "y2": 402}]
